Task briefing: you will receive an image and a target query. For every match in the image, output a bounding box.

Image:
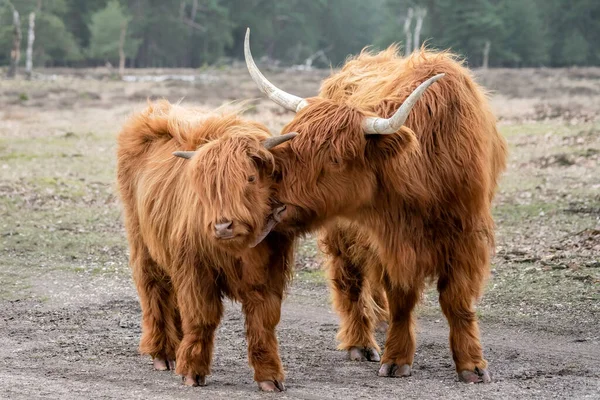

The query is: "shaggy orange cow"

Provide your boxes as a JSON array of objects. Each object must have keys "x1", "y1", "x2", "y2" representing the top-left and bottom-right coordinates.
[
  {"x1": 116, "y1": 101, "x2": 296, "y2": 391},
  {"x1": 243, "y1": 29, "x2": 507, "y2": 383}
]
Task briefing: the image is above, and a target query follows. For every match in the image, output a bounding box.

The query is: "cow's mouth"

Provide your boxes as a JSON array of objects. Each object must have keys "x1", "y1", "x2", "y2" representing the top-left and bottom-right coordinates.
[{"x1": 248, "y1": 205, "x2": 287, "y2": 248}]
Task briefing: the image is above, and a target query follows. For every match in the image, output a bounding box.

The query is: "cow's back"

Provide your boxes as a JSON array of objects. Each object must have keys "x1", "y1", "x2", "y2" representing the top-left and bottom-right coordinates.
[{"x1": 320, "y1": 48, "x2": 507, "y2": 235}]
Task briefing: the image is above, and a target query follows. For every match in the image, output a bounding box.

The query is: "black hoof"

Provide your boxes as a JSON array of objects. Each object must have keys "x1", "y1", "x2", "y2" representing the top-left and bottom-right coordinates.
[
  {"x1": 349, "y1": 346, "x2": 381, "y2": 362},
  {"x1": 459, "y1": 367, "x2": 492, "y2": 384},
  {"x1": 378, "y1": 362, "x2": 411, "y2": 377}
]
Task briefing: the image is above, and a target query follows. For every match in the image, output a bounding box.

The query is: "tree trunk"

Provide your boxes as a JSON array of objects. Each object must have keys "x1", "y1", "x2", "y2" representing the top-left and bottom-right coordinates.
[
  {"x1": 7, "y1": 9, "x2": 22, "y2": 78},
  {"x1": 482, "y1": 40, "x2": 491, "y2": 69},
  {"x1": 403, "y1": 8, "x2": 414, "y2": 57},
  {"x1": 118, "y1": 21, "x2": 127, "y2": 77},
  {"x1": 413, "y1": 7, "x2": 427, "y2": 52},
  {"x1": 25, "y1": 12, "x2": 35, "y2": 80}
]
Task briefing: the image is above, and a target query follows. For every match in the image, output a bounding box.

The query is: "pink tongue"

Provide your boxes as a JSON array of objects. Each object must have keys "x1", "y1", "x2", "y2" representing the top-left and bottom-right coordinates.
[{"x1": 248, "y1": 206, "x2": 286, "y2": 248}]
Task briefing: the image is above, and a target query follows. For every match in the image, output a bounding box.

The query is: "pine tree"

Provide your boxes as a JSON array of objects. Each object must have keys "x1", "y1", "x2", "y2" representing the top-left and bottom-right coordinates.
[{"x1": 88, "y1": 0, "x2": 140, "y2": 66}]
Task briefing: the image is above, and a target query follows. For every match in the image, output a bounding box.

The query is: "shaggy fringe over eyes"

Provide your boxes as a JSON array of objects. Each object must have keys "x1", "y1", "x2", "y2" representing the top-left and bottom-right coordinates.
[
  {"x1": 194, "y1": 130, "x2": 275, "y2": 211},
  {"x1": 117, "y1": 100, "x2": 275, "y2": 245}
]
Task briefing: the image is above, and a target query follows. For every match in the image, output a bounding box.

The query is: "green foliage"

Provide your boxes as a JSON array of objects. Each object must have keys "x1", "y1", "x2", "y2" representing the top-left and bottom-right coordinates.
[
  {"x1": 35, "y1": 12, "x2": 82, "y2": 64},
  {"x1": 561, "y1": 29, "x2": 589, "y2": 66},
  {"x1": 0, "y1": 0, "x2": 598, "y2": 68},
  {"x1": 88, "y1": 0, "x2": 139, "y2": 63},
  {"x1": 495, "y1": 0, "x2": 548, "y2": 66}
]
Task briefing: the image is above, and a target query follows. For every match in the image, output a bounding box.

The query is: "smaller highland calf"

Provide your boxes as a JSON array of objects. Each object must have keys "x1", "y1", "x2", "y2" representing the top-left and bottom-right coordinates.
[{"x1": 116, "y1": 101, "x2": 295, "y2": 391}]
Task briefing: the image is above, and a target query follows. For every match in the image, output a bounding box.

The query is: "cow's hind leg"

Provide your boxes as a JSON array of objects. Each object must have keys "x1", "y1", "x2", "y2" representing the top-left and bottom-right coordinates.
[
  {"x1": 321, "y1": 224, "x2": 383, "y2": 362},
  {"x1": 437, "y1": 236, "x2": 491, "y2": 383},
  {"x1": 370, "y1": 272, "x2": 389, "y2": 333},
  {"x1": 327, "y1": 254, "x2": 382, "y2": 362},
  {"x1": 131, "y1": 246, "x2": 180, "y2": 371},
  {"x1": 173, "y1": 267, "x2": 223, "y2": 387},
  {"x1": 378, "y1": 275, "x2": 421, "y2": 378}
]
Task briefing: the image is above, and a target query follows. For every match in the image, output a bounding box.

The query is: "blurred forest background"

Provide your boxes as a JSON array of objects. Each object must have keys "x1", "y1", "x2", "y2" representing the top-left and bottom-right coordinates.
[{"x1": 1, "y1": 0, "x2": 599, "y2": 71}]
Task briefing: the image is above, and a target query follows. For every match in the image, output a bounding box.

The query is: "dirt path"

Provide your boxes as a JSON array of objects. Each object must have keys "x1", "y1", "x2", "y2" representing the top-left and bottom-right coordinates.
[{"x1": 0, "y1": 274, "x2": 598, "y2": 400}]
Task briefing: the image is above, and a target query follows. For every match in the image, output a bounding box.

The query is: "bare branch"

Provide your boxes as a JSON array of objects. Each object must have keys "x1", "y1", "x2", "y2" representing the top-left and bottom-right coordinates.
[
  {"x1": 182, "y1": 18, "x2": 205, "y2": 32},
  {"x1": 6, "y1": 8, "x2": 21, "y2": 78},
  {"x1": 118, "y1": 20, "x2": 128, "y2": 77},
  {"x1": 25, "y1": 12, "x2": 35, "y2": 80},
  {"x1": 190, "y1": 0, "x2": 198, "y2": 21},
  {"x1": 482, "y1": 40, "x2": 491, "y2": 69},
  {"x1": 180, "y1": 0, "x2": 205, "y2": 32},
  {"x1": 303, "y1": 45, "x2": 333, "y2": 69},
  {"x1": 413, "y1": 7, "x2": 427, "y2": 51},
  {"x1": 403, "y1": 7, "x2": 414, "y2": 56}
]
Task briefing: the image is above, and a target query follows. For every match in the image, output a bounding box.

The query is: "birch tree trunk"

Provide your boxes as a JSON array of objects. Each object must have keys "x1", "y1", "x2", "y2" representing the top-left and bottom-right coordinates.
[
  {"x1": 25, "y1": 12, "x2": 36, "y2": 80},
  {"x1": 403, "y1": 8, "x2": 414, "y2": 57},
  {"x1": 413, "y1": 7, "x2": 427, "y2": 52},
  {"x1": 482, "y1": 40, "x2": 491, "y2": 69},
  {"x1": 7, "y1": 8, "x2": 22, "y2": 78},
  {"x1": 118, "y1": 21, "x2": 127, "y2": 77}
]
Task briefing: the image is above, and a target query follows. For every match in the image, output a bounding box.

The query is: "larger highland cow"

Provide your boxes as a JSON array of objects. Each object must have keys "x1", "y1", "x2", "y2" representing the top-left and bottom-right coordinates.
[
  {"x1": 243, "y1": 30, "x2": 507, "y2": 383},
  {"x1": 116, "y1": 101, "x2": 296, "y2": 391}
]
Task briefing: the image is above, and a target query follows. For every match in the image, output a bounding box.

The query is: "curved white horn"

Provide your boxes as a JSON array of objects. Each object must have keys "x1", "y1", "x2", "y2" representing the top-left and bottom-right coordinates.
[
  {"x1": 362, "y1": 73, "x2": 445, "y2": 135},
  {"x1": 244, "y1": 28, "x2": 308, "y2": 113}
]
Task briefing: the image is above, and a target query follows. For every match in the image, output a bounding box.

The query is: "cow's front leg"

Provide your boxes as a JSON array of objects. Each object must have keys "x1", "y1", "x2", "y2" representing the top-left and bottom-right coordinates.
[
  {"x1": 173, "y1": 268, "x2": 223, "y2": 387},
  {"x1": 378, "y1": 277, "x2": 421, "y2": 378},
  {"x1": 241, "y1": 288, "x2": 285, "y2": 392},
  {"x1": 438, "y1": 236, "x2": 491, "y2": 383}
]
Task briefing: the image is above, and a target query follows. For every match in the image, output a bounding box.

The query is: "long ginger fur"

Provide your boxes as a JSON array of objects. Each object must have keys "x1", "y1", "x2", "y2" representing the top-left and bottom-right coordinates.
[
  {"x1": 116, "y1": 100, "x2": 294, "y2": 387},
  {"x1": 268, "y1": 47, "x2": 507, "y2": 379}
]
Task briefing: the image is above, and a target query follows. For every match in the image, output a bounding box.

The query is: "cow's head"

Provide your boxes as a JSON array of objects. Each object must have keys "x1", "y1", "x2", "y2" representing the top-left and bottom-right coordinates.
[
  {"x1": 244, "y1": 29, "x2": 443, "y2": 233},
  {"x1": 173, "y1": 122, "x2": 295, "y2": 251}
]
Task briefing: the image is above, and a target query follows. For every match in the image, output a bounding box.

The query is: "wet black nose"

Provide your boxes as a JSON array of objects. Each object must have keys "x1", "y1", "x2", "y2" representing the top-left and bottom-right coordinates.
[{"x1": 214, "y1": 221, "x2": 234, "y2": 239}]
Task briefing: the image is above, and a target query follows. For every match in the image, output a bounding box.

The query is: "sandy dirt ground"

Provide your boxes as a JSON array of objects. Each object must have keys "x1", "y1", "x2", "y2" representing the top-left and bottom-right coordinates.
[{"x1": 0, "y1": 66, "x2": 599, "y2": 399}]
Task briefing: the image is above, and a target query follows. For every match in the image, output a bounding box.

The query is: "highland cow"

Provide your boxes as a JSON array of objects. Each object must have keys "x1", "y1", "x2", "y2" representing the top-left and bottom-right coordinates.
[
  {"x1": 116, "y1": 100, "x2": 296, "y2": 391},
  {"x1": 244, "y1": 29, "x2": 507, "y2": 383}
]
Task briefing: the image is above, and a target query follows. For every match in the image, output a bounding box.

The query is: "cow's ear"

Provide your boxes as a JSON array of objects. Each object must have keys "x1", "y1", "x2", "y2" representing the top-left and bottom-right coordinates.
[
  {"x1": 365, "y1": 126, "x2": 419, "y2": 161},
  {"x1": 173, "y1": 151, "x2": 197, "y2": 159}
]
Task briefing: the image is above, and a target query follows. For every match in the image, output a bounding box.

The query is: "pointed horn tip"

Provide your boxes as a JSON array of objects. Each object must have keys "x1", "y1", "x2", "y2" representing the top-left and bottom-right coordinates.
[
  {"x1": 173, "y1": 151, "x2": 195, "y2": 159},
  {"x1": 263, "y1": 132, "x2": 298, "y2": 150},
  {"x1": 430, "y1": 73, "x2": 445, "y2": 83}
]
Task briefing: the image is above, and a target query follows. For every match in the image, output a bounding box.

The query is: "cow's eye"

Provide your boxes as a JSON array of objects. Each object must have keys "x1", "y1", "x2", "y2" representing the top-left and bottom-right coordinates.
[{"x1": 248, "y1": 175, "x2": 256, "y2": 183}]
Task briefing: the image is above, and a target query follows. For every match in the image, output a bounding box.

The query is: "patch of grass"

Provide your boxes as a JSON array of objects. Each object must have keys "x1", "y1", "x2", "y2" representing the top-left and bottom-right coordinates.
[
  {"x1": 499, "y1": 122, "x2": 596, "y2": 139},
  {"x1": 296, "y1": 269, "x2": 327, "y2": 285},
  {"x1": 0, "y1": 268, "x2": 33, "y2": 300},
  {"x1": 493, "y1": 201, "x2": 559, "y2": 224},
  {"x1": 296, "y1": 236, "x2": 320, "y2": 259},
  {"x1": 0, "y1": 152, "x2": 37, "y2": 161}
]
